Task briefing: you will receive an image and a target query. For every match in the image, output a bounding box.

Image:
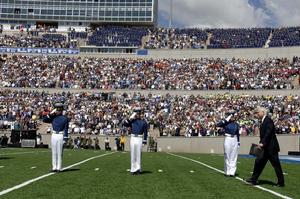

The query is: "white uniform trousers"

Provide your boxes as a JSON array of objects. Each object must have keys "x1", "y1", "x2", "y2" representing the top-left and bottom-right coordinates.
[
  {"x1": 224, "y1": 136, "x2": 238, "y2": 176},
  {"x1": 130, "y1": 136, "x2": 143, "y2": 173},
  {"x1": 51, "y1": 133, "x2": 64, "y2": 171}
]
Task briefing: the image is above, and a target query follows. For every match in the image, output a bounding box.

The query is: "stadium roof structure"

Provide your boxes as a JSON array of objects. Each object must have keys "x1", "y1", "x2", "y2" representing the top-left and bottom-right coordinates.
[{"x1": 0, "y1": 0, "x2": 157, "y2": 27}]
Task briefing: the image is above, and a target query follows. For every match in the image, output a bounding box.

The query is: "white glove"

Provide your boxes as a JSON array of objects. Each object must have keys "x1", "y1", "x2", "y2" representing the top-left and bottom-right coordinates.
[
  {"x1": 50, "y1": 108, "x2": 57, "y2": 114},
  {"x1": 225, "y1": 114, "x2": 232, "y2": 122},
  {"x1": 129, "y1": 112, "x2": 136, "y2": 120}
]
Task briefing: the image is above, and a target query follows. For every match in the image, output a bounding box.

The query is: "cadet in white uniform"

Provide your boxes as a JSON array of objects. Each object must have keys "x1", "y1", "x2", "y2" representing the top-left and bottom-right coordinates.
[
  {"x1": 124, "y1": 107, "x2": 148, "y2": 175},
  {"x1": 216, "y1": 111, "x2": 240, "y2": 177},
  {"x1": 43, "y1": 103, "x2": 69, "y2": 172}
]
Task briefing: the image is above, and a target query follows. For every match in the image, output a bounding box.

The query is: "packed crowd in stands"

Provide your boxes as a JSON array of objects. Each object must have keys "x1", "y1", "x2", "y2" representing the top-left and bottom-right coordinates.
[
  {"x1": 68, "y1": 29, "x2": 88, "y2": 40},
  {"x1": 0, "y1": 55, "x2": 299, "y2": 90},
  {"x1": 1, "y1": 25, "x2": 300, "y2": 49},
  {"x1": 269, "y1": 27, "x2": 300, "y2": 47},
  {"x1": 87, "y1": 26, "x2": 148, "y2": 47},
  {"x1": 144, "y1": 28, "x2": 207, "y2": 49},
  {"x1": 208, "y1": 28, "x2": 271, "y2": 48},
  {"x1": 0, "y1": 34, "x2": 77, "y2": 48},
  {"x1": 0, "y1": 90, "x2": 299, "y2": 137},
  {"x1": 145, "y1": 27, "x2": 300, "y2": 49}
]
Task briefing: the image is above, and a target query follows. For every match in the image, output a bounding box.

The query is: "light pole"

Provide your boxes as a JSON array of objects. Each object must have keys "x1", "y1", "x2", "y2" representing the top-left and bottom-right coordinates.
[{"x1": 169, "y1": 0, "x2": 173, "y2": 28}]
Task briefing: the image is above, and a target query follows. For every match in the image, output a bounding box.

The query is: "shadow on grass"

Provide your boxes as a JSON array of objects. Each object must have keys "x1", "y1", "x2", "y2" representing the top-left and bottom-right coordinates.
[
  {"x1": 0, "y1": 156, "x2": 14, "y2": 160},
  {"x1": 258, "y1": 180, "x2": 276, "y2": 186},
  {"x1": 223, "y1": 173, "x2": 239, "y2": 177},
  {"x1": 140, "y1": 170, "x2": 152, "y2": 175},
  {"x1": 128, "y1": 170, "x2": 153, "y2": 175},
  {"x1": 60, "y1": 168, "x2": 80, "y2": 173}
]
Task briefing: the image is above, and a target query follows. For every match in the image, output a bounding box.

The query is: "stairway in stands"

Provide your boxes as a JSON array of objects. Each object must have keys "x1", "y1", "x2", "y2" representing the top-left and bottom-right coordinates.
[
  {"x1": 205, "y1": 33, "x2": 212, "y2": 49},
  {"x1": 264, "y1": 31, "x2": 273, "y2": 48},
  {"x1": 141, "y1": 35, "x2": 150, "y2": 48},
  {"x1": 292, "y1": 75, "x2": 300, "y2": 89}
]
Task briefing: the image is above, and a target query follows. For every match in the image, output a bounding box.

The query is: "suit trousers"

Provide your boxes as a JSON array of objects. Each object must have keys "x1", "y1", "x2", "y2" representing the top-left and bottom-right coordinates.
[{"x1": 251, "y1": 150, "x2": 284, "y2": 184}]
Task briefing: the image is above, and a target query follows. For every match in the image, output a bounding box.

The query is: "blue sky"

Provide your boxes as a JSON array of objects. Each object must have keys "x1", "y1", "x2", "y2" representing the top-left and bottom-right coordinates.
[{"x1": 158, "y1": 0, "x2": 300, "y2": 28}]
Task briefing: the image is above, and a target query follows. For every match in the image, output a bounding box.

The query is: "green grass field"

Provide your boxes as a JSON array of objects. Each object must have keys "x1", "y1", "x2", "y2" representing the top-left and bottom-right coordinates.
[{"x1": 0, "y1": 148, "x2": 298, "y2": 199}]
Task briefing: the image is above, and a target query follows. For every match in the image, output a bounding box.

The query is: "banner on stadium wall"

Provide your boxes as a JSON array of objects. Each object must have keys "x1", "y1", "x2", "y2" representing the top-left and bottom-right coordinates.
[
  {"x1": 136, "y1": 49, "x2": 148, "y2": 55},
  {"x1": 0, "y1": 47, "x2": 80, "y2": 54}
]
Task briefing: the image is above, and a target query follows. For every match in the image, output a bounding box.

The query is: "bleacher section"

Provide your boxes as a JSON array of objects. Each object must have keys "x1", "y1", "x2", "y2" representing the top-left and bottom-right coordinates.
[
  {"x1": 1, "y1": 26, "x2": 300, "y2": 50},
  {"x1": 207, "y1": 28, "x2": 271, "y2": 49},
  {"x1": 269, "y1": 27, "x2": 300, "y2": 47},
  {"x1": 68, "y1": 30, "x2": 88, "y2": 40},
  {"x1": 87, "y1": 26, "x2": 148, "y2": 47},
  {"x1": 0, "y1": 55, "x2": 299, "y2": 90},
  {"x1": 0, "y1": 33, "x2": 77, "y2": 49},
  {"x1": 145, "y1": 28, "x2": 207, "y2": 49}
]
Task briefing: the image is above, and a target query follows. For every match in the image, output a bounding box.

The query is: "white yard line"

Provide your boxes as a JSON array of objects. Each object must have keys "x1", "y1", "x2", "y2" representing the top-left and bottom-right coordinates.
[
  {"x1": 167, "y1": 152, "x2": 293, "y2": 199},
  {"x1": 0, "y1": 151, "x2": 116, "y2": 196}
]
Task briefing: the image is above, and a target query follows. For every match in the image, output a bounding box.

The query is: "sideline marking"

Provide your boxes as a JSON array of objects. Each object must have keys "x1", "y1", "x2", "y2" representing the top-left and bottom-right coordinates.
[
  {"x1": 0, "y1": 152, "x2": 116, "y2": 196},
  {"x1": 167, "y1": 152, "x2": 292, "y2": 199}
]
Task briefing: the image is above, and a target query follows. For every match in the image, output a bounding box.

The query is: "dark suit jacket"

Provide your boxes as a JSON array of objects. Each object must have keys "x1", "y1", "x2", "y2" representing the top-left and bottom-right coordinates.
[{"x1": 260, "y1": 116, "x2": 280, "y2": 153}]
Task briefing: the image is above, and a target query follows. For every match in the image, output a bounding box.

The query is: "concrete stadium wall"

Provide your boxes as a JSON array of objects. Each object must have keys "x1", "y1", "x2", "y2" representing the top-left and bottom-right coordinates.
[
  {"x1": 1, "y1": 132, "x2": 299, "y2": 155},
  {"x1": 157, "y1": 135, "x2": 300, "y2": 155},
  {"x1": 2, "y1": 46, "x2": 300, "y2": 60},
  {"x1": 37, "y1": 134, "x2": 133, "y2": 151},
  {"x1": 78, "y1": 46, "x2": 300, "y2": 60},
  {"x1": 2, "y1": 87, "x2": 300, "y2": 97},
  {"x1": 145, "y1": 47, "x2": 300, "y2": 60}
]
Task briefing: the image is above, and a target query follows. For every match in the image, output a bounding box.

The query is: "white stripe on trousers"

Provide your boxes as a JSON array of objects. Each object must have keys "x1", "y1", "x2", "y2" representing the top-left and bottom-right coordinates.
[
  {"x1": 224, "y1": 136, "x2": 238, "y2": 175},
  {"x1": 130, "y1": 137, "x2": 142, "y2": 173},
  {"x1": 51, "y1": 134, "x2": 64, "y2": 171}
]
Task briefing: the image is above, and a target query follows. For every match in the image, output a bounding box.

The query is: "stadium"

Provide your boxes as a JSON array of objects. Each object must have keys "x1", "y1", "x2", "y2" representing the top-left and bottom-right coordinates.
[{"x1": 0, "y1": 0, "x2": 300, "y2": 199}]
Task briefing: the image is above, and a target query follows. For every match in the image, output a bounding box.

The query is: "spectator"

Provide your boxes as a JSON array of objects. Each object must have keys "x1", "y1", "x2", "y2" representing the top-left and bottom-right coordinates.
[{"x1": 105, "y1": 137, "x2": 111, "y2": 151}]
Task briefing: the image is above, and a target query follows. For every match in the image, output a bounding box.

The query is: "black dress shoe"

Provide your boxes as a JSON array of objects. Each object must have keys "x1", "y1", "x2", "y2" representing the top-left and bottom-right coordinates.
[
  {"x1": 273, "y1": 183, "x2": 285, "y2": 187},
  {"x1": 245, "y1": 179, "x2": 258, "y2": 185},
  {"x1": 50, "y1": 169, "x2": 57, "y2": 173}
]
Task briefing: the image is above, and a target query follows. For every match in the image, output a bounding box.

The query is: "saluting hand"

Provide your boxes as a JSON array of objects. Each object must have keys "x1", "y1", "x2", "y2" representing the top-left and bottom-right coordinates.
[
  {"x1": 129, "y1": 112, "x2": 137, "y2": 120},
  {"x1": 50, "y1": 108, "x2": 57, "y2": 115}
]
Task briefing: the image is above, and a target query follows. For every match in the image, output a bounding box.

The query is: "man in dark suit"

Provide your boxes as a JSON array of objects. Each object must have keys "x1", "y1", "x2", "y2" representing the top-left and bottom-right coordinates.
[{"x1": 246, "y1": 106, "x2": 285, "y2": 187}]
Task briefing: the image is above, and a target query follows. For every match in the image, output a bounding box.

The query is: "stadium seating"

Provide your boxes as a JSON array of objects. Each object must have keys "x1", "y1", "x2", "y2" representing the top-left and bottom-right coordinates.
[
  {"x1": 145, "y1": 28, "x2": 207, "y2": 49},
  {"x1": 0, "y1": 55, "x2": 298, "y2": 90},
  {"x1": 68, "y1": 31, "x2": 88, "y2": 40},
  {"x1": 2, "y1": 26, "x2": 300, "y2": 49},
  {"x1": 269, "y1": 27, "x2": 300, "y2": 47},
  {"x1": 208, "y1": 28, "x2": 271, "y2": 48},
  {"x1": 0, "y1": 90, "x2": 299, "y2": 137},
  {"x1": 87, "y1": 26, "x2": 148, "y2": 47},
  {"x1": 0, "y1": 33, "x2": 77, "y2": 48}
]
